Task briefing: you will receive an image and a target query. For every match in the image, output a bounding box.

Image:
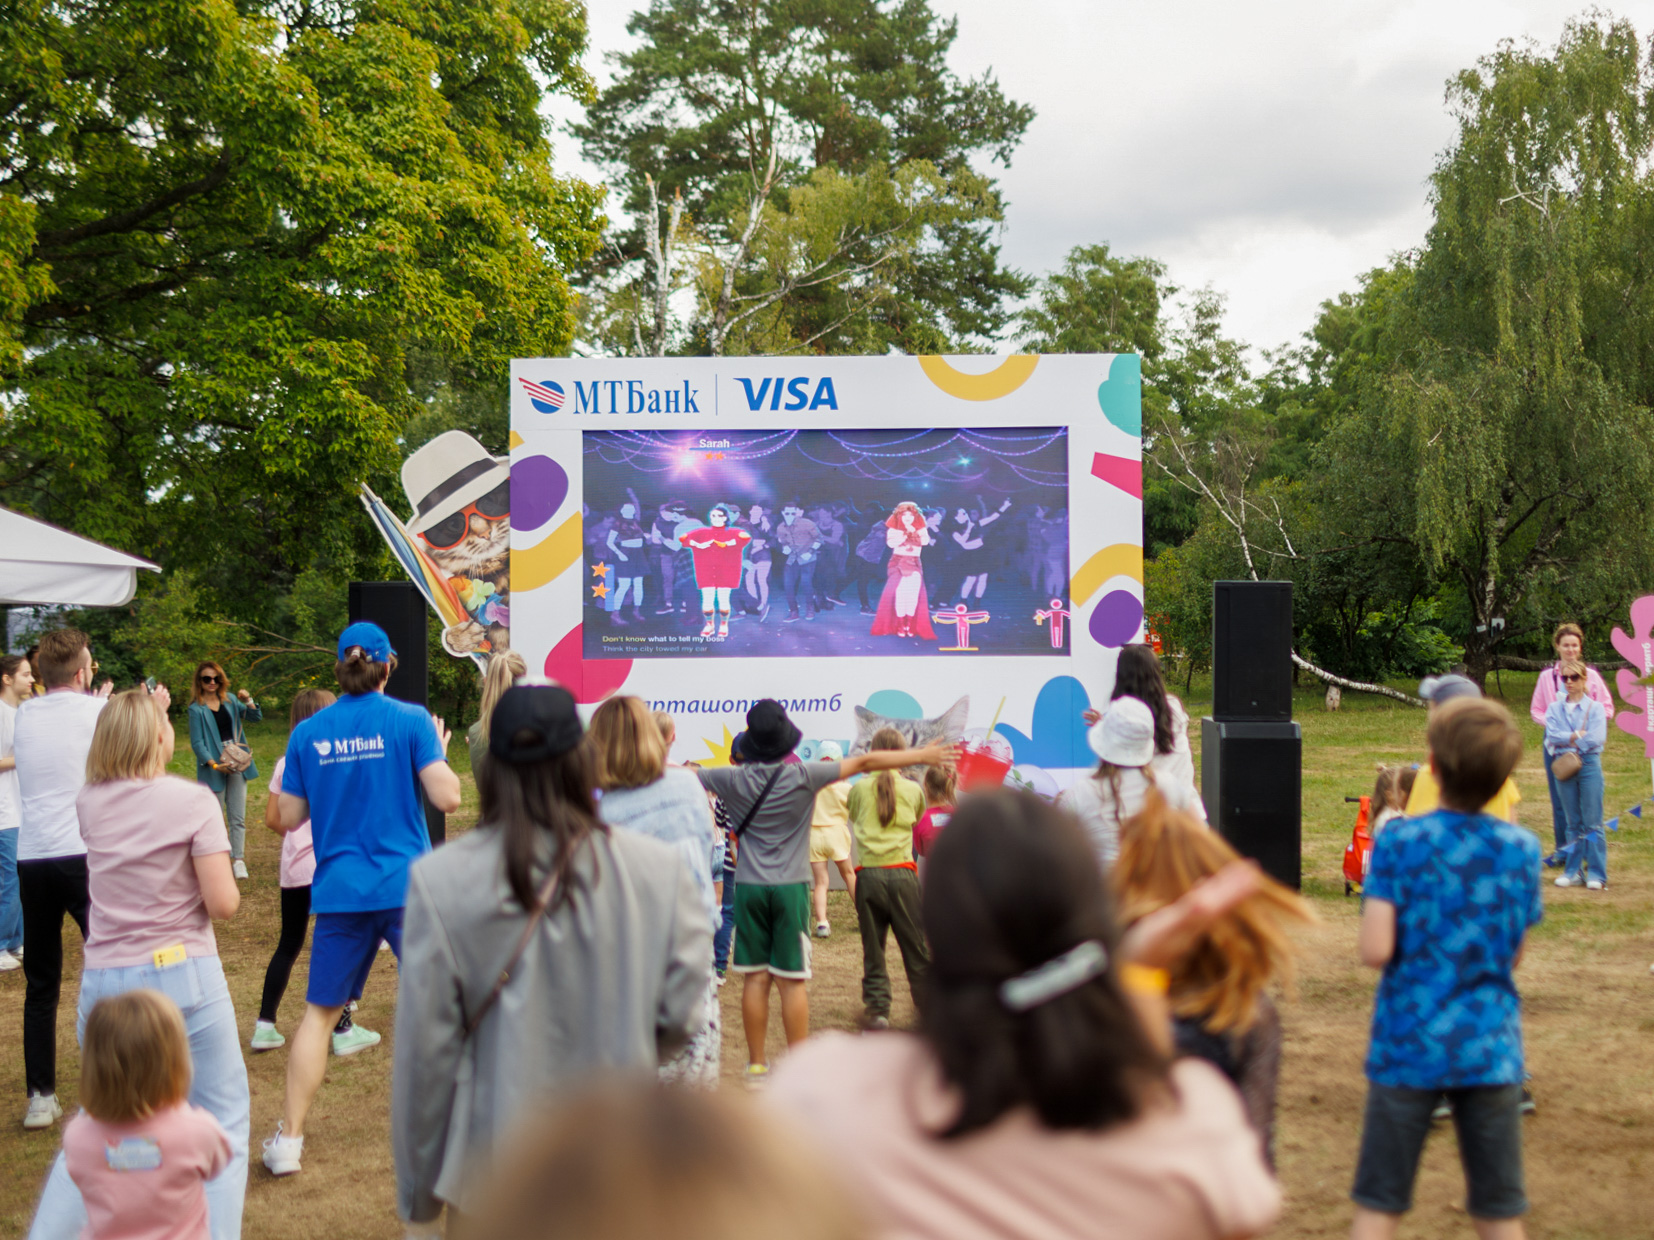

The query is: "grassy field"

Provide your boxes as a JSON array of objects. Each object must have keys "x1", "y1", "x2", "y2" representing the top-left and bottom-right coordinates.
[{"x1": 2, "y1": 674, "x2": 1652, "y2": 1238}]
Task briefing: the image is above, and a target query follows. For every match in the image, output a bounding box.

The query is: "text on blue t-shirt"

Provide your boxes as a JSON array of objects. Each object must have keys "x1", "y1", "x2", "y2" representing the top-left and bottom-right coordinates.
[
  {"x1": 1362, "y1": 808, "x2": 1543, "y2": 1089},
  {"x1": 280, "y1": 693, "x2": 444, "y2": 914}
]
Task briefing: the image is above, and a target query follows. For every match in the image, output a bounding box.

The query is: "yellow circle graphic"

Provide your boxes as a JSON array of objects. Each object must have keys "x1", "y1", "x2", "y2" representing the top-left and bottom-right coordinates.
[{"x1": 917, "y1": 354, "x2": 1039, "y2": 401}]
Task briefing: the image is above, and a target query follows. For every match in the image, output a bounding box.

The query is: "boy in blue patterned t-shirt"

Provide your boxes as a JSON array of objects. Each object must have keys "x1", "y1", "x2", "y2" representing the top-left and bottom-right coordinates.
[{"x1": 1351, "y1": 697, "x2": 1542, "y2": 1240}]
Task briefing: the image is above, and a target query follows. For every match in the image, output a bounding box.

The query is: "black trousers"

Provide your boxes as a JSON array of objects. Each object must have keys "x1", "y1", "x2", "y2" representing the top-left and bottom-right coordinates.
[
  {"x1": 856, "y1": 866, "x2": 929, "y2": 1019},
  {"x1": 18, "y1": 855, "x2": 89, "y2": 1096},
  {"x1": 260, "y1": 885, "x2": 312, "y2": 1022}
]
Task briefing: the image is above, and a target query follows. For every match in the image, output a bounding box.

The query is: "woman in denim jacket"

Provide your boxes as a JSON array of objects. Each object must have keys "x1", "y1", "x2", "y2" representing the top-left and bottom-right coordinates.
[
  {"x1": 187, "y1": 662, "x2": 261, "y2": 880},
  {"x1": 1546, "y1": 657, "x2": 1609, "y2": 890}
]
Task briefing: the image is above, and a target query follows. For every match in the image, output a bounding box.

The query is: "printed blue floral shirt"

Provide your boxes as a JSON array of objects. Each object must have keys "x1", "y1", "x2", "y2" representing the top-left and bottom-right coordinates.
[{"x1": 1363, "y1": 809, "x2": 1543, "y2": 1089}]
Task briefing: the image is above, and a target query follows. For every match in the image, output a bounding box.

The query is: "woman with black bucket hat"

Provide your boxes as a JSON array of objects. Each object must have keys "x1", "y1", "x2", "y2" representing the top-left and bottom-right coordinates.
[
  {"x1": 391, "y1": 684, "x2": 711, "y2": 1233},
  {"x1": 695, "y1": 698, "x2": 954, "y2": 1086}
]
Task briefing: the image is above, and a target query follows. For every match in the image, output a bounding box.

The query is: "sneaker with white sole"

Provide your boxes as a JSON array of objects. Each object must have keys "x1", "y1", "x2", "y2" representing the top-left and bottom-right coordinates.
[
  {"x1": 813, "y1": 922, "x2": 830, "y2": 938},
  {"x1": 743, "y1": 1064, "x2": 770, "y2": 1089},
  {"x1": 1555, "y1": 874, "x2": 1585, "y2": 888},
  {"x1": 249, "y1": 1021, "x2": 286, "y2": 1052},
  {"x1": 1586, "y1": 880, "x2": 1605, "y2": 890},
  {"x1": 232, "y1": 860, "x2": 248, "y2": 880},
  {"x1": 332, "y1": 1023, "x2": 381, "y2": 1057},
  {"x1": 0, "y1": 950, "x2": 19, "y2": 972},
  {"x1": 262, "y1": 1123, "x2": 303, "y2": 1175},
  {"x1": 22, "y1": 1092, "x2": 62, "y2": 1130}
]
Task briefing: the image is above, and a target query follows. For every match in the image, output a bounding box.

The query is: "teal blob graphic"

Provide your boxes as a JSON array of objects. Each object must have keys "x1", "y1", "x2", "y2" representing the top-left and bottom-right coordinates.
[
  {"x1": 1097, "y1": 354, "x2": 1142, "y2": 438},
  {"x1": 863, "y1": 690, "x2": 924, "y2": 720}
]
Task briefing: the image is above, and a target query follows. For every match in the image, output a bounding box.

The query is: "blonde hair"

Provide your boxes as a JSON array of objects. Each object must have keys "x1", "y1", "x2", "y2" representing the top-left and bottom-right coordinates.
[
  {"x1": 1557, "y1": 657, "x2": 1587, "y2": 681},
  {"x1": 80, "y1": 990, "x2": 192, "y2": 1123},
  {"x1": 869, "y1": 727, "x2": 905, "y2": 827},
  {"x1": 476, "y1": 651, "x2": 528, "y2": 744},
  {"x1": 590, "y1": 696, "x2": 668, "y2": 791},
  {"x1": 472, "y1": 1079, "x2": 866, "y2": 1240},
  {"x1": 86, "y1": 690, "x2": 168, "y2": 784},
  {"x1": 1113, "y1": 793, "x2": 1314, "y2": 1033},
  {"x1": 653, "y1": 710, "x2": 676, "y2": 747},
  {"x1": 922, "y1": 764, "x2": 956, "y2": 806},
  {"x1": 1371, "y1": 764, "x2": 1408, "y2": 815}
]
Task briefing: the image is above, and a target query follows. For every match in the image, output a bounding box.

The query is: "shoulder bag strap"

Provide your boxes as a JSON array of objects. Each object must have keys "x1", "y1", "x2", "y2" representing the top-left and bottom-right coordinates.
[
  {"x1": 462, "y1": 862, "x2": 561, "y2": 1040},
  {"x1": 733, "y1": 765, "x2": 785, "y2": 838}
]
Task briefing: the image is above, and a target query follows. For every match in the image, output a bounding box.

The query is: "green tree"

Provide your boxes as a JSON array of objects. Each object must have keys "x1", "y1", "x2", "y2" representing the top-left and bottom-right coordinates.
[
  {"x1": 577, "y1": 0, "x2": 1033, "y2": 354},
  {"x1": 0, "y1": 0, "x2": 601, "y2": 622}
]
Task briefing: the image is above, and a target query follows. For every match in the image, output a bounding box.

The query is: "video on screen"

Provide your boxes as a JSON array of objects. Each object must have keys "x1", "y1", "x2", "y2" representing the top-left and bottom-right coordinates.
[{"x1": 582, "y1": 427, "x2": 1070, "y2": 660}]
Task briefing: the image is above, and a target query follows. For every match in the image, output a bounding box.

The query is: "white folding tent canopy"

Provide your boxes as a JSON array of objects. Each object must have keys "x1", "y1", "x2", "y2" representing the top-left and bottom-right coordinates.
[{"x1": 0, "y1": 507, "x2": 160, "y2": 607}]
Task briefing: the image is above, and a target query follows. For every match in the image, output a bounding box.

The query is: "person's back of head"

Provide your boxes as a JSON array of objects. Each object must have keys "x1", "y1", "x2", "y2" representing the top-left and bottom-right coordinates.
[
  {"x1": 37, "y1": 628, "x2": 90, "y2": 690},
  {"x1": 472, "y1": 1079, "x2": 865, "y2": 1240},
  {"x1": 590, "y1": 696, "x2": 667, "y2": 792},
  {"x1": 476, "y1": 651, "x2": 528, "y2": 743},
  {"x1": 1110, "y1": 644, "x2": 1174, "y2": 754},
  {"x1": 922, "y1": 764, "x2": 956, "y2": 807},
  {"x1": 80, "y1": 990, "x2": 191, "y2": 1124},
  {"x1": 1113, "y1": 793, "x2": 1312, "y2": 1033},
  {"x1": 1428, "y1": 698, "x2": 1522, "y2": 813},
  {"x1": 334, "y1": 622, "x2": 398, "y2": 696},
  {"x1": 868, "y1": 727, "x2": 906, "y2": 827},
  {"x1": 921, "y1": 790, "x2": 1166, "y2": 1138},
  {"x1": 1371, "y1": 764, "x2": 1405, "y2": 815},
  {"x1": 478, "y1": 685, "x2": 605, "y2": 911},
  {"x1": 289, "y1": 688, "x2": 337, "y2": 731},
  {"x1": 85, "y1": 690, "x2": 168, "y2": 785},
  {"x1": 653, "y1": 710, "x2": 676, "y2": 749}
]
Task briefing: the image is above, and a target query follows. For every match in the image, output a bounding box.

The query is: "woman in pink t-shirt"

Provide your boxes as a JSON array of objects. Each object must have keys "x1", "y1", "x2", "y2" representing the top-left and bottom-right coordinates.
[
  {"x1": 767, "y1": 791, "x2": 1280, "y2": 1240},
  {"x1": 1529, "y1": 621, "x2": 1616, "y2": 855},
  {"x1": 28, "y1": 690, "x2": 247, "y2": 1240}
]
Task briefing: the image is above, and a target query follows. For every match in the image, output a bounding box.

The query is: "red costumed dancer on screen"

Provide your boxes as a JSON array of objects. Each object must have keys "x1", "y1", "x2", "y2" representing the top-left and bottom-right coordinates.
[
  {"x1": 870, "y1": 501, "x2": 936, "y2": 639},
  {"x1": 682, "y1": 504, "x2": 750, "y2": 638}
]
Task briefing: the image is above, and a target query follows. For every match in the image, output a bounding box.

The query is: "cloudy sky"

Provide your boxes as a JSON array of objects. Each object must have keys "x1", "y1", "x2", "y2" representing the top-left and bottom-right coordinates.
[{"x1": 555, "y1": 1, "x2": 1654, "y2": 357}]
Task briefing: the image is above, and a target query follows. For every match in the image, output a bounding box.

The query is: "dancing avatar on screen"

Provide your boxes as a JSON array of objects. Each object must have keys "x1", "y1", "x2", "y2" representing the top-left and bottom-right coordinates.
[
  {"x1": 871, "y1": 502, "x2": 936, "y2": 639},
  {"x1": 950, "y1": 499, "x2": 1012, "y2": 602},
  {"x1": 683, "y1": 505, "x2": 752, "y2": 638},
  {"x1": 605, "y1": 493, "x2": 648, "y2": 625}
]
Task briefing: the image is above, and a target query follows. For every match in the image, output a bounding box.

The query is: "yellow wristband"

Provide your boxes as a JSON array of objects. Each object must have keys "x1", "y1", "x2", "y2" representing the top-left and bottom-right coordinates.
[{"x1": 1120, "y1": 963, "x2": 1170, "y2": 996}]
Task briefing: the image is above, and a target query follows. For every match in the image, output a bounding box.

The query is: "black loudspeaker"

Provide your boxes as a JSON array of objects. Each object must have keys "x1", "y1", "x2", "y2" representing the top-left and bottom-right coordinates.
[
  {"x1": 348, "y1": 581, "x2": 444, "y2": 845},
  {"x1": 1212, "y1": 581, "x2": 1293, "y2": 721},
  {"x1": 1201, "y1": 719, "x2": 1302, "y2": 889}
]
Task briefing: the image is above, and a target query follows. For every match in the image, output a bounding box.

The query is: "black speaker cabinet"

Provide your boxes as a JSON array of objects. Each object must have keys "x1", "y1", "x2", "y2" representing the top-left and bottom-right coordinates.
[
  {"x1": 1212, "y1": 580, "x2": 1293, "y2": 721},
  {"x1": 1201, "y1": 719, "x2": 1301, "y2": 889},
  {"x1": 348, "y1": 581, "x2": 444, "y2": 844}
]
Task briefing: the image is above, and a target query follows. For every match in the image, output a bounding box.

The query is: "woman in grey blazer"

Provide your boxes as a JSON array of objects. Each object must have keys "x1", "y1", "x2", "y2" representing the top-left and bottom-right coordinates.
[{"x1": 392, "y1": 684, "x2": 710, "y2": 1232}]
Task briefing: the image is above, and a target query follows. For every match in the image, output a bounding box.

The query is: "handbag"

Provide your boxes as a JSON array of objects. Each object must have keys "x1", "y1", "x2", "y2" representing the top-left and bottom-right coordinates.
[
  {"x1": 1551, "y1": 749, "x2": 1582, "y2": 782},
  {"x1": 216, "y1": 707, "x2": 253, "y2": 774}
]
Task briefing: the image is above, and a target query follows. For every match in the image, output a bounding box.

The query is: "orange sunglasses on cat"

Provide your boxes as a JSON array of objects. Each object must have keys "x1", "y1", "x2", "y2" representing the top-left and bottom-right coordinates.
[{"x1": 420, "y1": 482, "x2": 510, "y2": 550}]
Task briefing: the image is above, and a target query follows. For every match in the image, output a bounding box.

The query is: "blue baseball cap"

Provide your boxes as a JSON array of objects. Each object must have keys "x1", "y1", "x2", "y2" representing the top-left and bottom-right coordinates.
[{"x1": 337, "y1": 621, "x2": 396, "y2": 662}]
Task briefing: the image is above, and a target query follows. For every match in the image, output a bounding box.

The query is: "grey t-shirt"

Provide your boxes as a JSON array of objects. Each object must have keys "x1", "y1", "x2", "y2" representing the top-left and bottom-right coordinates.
[{"x1": 697, "y1": 761, "x2": 844, "y2": 886}]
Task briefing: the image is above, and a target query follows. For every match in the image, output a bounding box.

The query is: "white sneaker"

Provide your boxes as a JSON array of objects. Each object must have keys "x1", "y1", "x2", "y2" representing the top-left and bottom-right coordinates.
[
  {"x1": 0, "y1": 950, "x2": 19, "y2": 972},
  {"x1": 23, "y1": 1093, "x2": 62, "y2": 1130},
  {"x1": 1586, "y1": 880, "x2": 1605, "y2": 890},
  {"x1": 1555, "y1": 874, "x2": 1585, "y2": 888},
  {"x1": 813, "y1": 922, "x2": 831, "y2": 938},
  {"x1": 261, "y1": 1123, "x2": 303, "y2": 1175},
  {"x1": 249, "y1": 1021, "x2": 286, "y2": 1052},
  {"x1": 232, "y1": 860, "x2": 248, "y2": 880}
]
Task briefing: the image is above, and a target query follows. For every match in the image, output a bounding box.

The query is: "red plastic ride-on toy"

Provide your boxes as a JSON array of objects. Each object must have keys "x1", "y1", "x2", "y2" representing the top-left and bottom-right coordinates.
[{"x1": 1342, "y1": 795, "x2": 1372, "y2": 897}]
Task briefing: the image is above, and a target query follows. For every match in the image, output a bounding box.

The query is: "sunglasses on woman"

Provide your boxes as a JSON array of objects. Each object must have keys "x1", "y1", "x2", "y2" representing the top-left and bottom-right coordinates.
[
  {"x1": 420, "y1": 482, "x2": 510, "y2": 551},
  {"x1": 200, "y1": 674, "x2": 220, "y2": 685},
  {"x1": 1561, "y1": 673, "x2": 1584, "y2": 683}
]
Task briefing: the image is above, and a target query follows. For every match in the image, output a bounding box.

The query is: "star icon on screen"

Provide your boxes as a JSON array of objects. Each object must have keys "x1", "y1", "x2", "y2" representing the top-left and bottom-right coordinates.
[
  {"x1": 591, "y1": 582, "x2": 609, "y2": 599},
  {"x1": 592, "y1": 561, "x2": 609, "y2": 578}
]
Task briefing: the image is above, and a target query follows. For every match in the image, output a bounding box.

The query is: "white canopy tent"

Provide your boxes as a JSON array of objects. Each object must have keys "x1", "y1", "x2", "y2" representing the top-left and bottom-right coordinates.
[{"x1": 0, "y1": 507, "x2": 160, "y2": 607}]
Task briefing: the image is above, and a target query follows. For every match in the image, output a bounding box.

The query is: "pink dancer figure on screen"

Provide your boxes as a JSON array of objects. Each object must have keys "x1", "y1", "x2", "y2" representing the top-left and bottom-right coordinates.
[
  {"x1": 933, "y1": 603, "x2": 990, "y2": 651},
  {"x1": 1034, "y1": 598, "x2": 1072, "y2": 648}
]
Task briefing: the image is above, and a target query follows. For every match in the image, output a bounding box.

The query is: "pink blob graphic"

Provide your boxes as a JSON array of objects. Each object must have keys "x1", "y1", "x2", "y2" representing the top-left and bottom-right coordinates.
[
  {"x1": 1611, "y1": 594, "x2": 1654, "y2": 756},
  {"x1": 543, "y1": 625, "x2": 632, "y2": 704},
  {"x1": 1090, "y1": 452, "x2": 1142, "y2": 499}
]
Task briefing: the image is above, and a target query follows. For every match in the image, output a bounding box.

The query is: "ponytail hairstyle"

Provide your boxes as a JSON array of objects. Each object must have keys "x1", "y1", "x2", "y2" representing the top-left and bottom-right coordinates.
[
  {"x1": 921, "y1": 790, "x2": 1166, "y2": 1137},
  {"x1": 475, "y1": 651, "x2": 528, "y2": 744},
  {"x1": 335, "y1": 646, "x2": 397, "y2": 696},
  {"x1": 869, "y1": 726, "x2": 905, "y2": 827},
  {"x1": 923, "y1": 764, "x2": 957, "y2": 807}
]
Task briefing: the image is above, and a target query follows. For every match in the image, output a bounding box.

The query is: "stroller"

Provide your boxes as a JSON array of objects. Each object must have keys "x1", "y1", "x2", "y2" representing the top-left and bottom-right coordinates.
[{"x1": 1342, "y1": 794, "x2": 1372, "y2": 897}]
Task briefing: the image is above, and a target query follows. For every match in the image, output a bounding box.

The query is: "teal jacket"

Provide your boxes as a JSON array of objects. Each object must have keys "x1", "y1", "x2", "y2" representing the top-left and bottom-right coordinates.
[{"x1": 188, "y1": 697, "x2": 263, "y2": 791}]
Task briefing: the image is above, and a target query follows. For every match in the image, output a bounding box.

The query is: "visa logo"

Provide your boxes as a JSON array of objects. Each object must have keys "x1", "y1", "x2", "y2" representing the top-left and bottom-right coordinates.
[{"x1": 735, "y1": 377, "x2": 839, "y2": 411}]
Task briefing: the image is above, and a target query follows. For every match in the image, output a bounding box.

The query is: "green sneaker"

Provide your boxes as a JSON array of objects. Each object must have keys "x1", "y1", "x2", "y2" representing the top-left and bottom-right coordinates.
[
  {"x1": 249, "y1": 1022, "x2": 286, "y2": 1052},
  {"x1": 331, "y1": 1023, "x2": 381, "y2": 1057}
]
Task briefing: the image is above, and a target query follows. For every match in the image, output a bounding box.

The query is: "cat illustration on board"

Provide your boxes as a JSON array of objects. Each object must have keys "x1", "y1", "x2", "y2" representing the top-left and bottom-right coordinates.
[
  {"x1": 403, "y1": 429, "x2": 511, "y2": 658},
  {"x1": 852, "y1": 696, "x2": 969, "y2": 775}
]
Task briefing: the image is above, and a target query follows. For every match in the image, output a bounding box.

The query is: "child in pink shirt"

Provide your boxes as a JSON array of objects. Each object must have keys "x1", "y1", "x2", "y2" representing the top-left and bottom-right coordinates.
[
  {"x1": 64, "y1": 990, "x2": 231, "y2": 1240},
  {"x1": 913, "y1": 765, "x2": 956, "y2": 876}
]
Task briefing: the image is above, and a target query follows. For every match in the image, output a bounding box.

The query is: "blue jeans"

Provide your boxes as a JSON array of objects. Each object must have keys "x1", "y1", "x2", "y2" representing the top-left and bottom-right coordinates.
[
  {"x1": 713, "y1": 854, "x2": 737, "y2": 973},
  {"x1": 1541, "y1": 748, "x2": 1567, "y2": 851},
  {"x1": 28, "y1": 956, "x2": 249, "y2": 1240},
  {"x1": 1557, "y1": 750, "x2": 1607, "y2": 884},
  {"x1": 0, "y1": 828, "x2": 21, "y2": 952}
]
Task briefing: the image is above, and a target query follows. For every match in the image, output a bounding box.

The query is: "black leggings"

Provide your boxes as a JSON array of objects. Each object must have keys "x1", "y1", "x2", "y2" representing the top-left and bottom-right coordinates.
[
  {"x1": 18, "y1": 856, "x2": 90, "y2": 1095},
  {"x1": 259, "y1": 885, "x2": 312, "y2": 1023}
]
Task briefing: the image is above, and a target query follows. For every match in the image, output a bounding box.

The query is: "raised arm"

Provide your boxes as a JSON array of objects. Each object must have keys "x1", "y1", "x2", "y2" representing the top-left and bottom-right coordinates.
[{"x1": 839, "y1": 742, "x2": 957, "y2": 779}]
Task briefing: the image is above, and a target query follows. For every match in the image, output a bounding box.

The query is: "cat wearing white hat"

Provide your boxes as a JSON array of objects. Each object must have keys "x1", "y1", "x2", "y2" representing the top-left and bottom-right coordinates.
[{"x1": 402, "y1": 430, "x2": 512, "y2": 656}]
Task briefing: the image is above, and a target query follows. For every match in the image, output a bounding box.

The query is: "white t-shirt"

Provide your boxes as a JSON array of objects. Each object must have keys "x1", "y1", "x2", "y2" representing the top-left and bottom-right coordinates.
[
  {"x1": 14, "y1": 691, "x2": 107, "y2": 861},
  {"x1": 1058, "y1": 767, "x2": 1200, "y2": 868},
  {"x1": 0, "y1": 699, "x2": 19, "y2": 832}
]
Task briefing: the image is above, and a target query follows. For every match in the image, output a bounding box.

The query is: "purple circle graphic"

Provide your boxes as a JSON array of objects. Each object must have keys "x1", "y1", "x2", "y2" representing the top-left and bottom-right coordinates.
[
  {"x1": 511, "y1": 455, "x2": 567, "y2": 533},
  {"x1": 1088, "y1": 590, "x2": 1144, "y2": 648}
]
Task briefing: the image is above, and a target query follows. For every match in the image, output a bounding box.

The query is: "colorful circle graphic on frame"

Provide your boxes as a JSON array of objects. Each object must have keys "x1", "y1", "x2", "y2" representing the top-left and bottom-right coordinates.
[
  {"x1": 917, "y1": 354, "x2": 1039, "y2": 401},
  {"x1": 544, "y1": 625, "x2": 631, "y2": 704},
  {"x1": 511, "y1": 455, "x2": 568, "y2": 534},
  {"x1": 1088, "y1": 590, "x2": 1144, "y2": 648}
]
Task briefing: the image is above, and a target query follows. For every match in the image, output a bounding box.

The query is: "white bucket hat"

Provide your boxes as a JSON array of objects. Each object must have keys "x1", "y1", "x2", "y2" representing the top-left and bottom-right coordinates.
[
  {"x1": 817, "y1": 740, "x2": 844, "y2": 762},
  {"x1": 401, "y1": 430, "x2": 511, "y2": 537},
  {"x1": 1092, "y1": 696, "x2": 1156, "y2": 767}
]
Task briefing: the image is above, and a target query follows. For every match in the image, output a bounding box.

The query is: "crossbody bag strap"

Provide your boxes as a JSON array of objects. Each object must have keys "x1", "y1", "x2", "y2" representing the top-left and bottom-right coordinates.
[
  {"x1": 462, "y1": 862, "x2": 561, "y2": 1040},
  {"x1": 733, "y1": 766, "x2": 785, "y2": 838}
]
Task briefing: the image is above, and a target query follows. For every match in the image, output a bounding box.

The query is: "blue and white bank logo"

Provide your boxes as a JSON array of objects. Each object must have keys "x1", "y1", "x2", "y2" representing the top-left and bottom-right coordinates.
[
  {"x1": 518, "y1": 377, "x2": 566, "y2": 413},
  {"x1": 312, "y1": 739, "x2": 332, "y2": 757}
]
